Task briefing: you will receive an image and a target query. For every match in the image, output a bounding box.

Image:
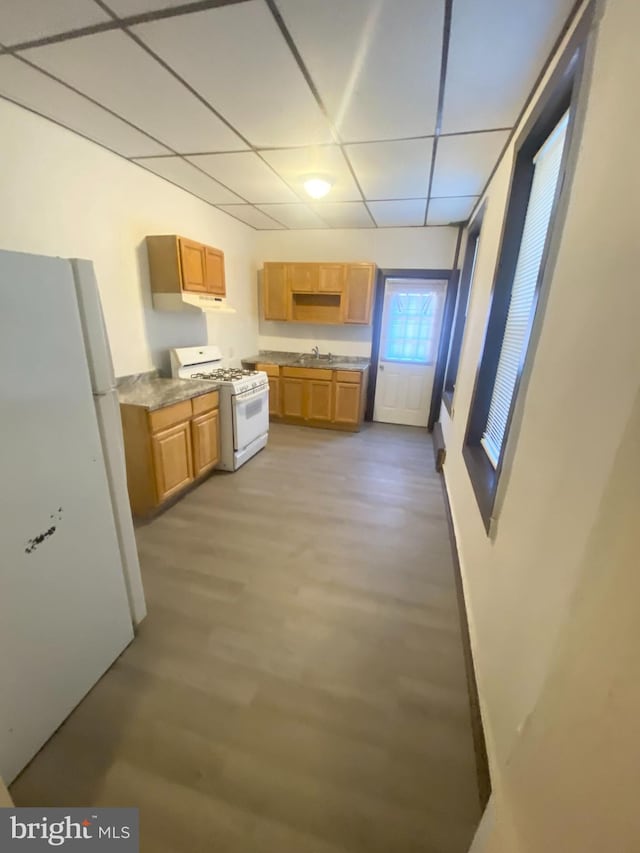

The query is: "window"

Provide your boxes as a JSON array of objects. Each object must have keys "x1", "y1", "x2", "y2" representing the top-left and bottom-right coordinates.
[
  {"x1": 481, "y1": 113, "x2": 568, "y2": 466},
  {"x1": 382, "y1": 284, "x2": 443, "y2": 364},
  {"x1": 443, "y1": 204, "x2": 485, "y2": 414},
  {"x1": 462, "y1": 10, "x2": 591, "y2": 532}
]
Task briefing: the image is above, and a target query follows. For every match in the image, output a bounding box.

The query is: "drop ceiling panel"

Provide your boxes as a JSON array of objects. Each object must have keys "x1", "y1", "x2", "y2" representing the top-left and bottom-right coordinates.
[
  {"x1": 260, "y1": 146, "x2": 360, "y2": 203},
  {"x1": 0, "y1": 56, "x2": 168, "y2": 156},
  {"x1": 0, "y1": 0, "x2": 109, "y2": 47},
  {"x1": 427, "y1": 196, "x2": 478, "y2": 225},
  {"x1": 442, "y1": 0, "x2": 576, "y2": 133},
  {"x1": 21, "y1": 30, "x2": 248, "y2": 153},
  {"x1": 368, "y1": 199, "x2": 427, "y2": 228},
  {"x1": 217, "y1": 205, "x2": 285, "y2": 229},
  {"x1": 186, "y1": 152, "x2": 299, "y2": 204},
  {"x1": 134, "y1": 156, "x2": 244, "y2": 204},
  {"x1": 105, "y1": 0, "x2": 199, "y2": 16},
  {"x1": 431, "y1": 130, "x2": 509, "y2": 197},
  {"x1": 275, "y1": 0, "x2": 443, "y2": 142},
  {"x1": 346, "y1": 138, "x2": 433, "y2": 200},
  {"x1": 256, "y1": 204, "x2": 326, "y2": 229},
  {"x1": 132, "y1": 1, "x2": 334, "y2": 148},
  {"x1": 309, "y1": 202, "x2": 373, "y2": 229}
]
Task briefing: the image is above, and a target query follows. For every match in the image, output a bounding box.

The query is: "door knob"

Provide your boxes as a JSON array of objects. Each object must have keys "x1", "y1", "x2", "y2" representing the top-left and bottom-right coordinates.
[{"x1": 379, "y1": 364, "x2": 384, "y2": 371}]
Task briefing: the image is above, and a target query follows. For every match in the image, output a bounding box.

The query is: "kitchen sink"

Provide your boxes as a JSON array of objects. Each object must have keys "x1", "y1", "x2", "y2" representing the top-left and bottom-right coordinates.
[{"x1": 293, "y1": 354, "x2": 334, "y2": 365}]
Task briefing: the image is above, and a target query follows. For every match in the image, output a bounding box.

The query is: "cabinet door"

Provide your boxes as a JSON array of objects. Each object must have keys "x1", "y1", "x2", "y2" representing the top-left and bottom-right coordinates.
[
  {"x1": 343, "y1": 263, "x2": 375, "y2": 324},
  {"x1": 281, "y1": 378, "x2": 305, "y2": 418},
  {"x1": 178, "y1": 238, "x2": 208, "y2": 293},
  {"x1": 307, "y1": 379, "x2": 332, "y2": 421},
  {"x1": 318, "y1": 264, "x2": 345, "y2": 293},
  {"x1": 151, "y1": 420, "x2": 193, "y2": 502},
  {"x1": 263, "y1": 263, "x2": 289, "y2": 320},
  {"x1": 191, "y1": 409, "x2": 220, "y2": 476},
  {"x1": 268, "y1": 376, "x2": 281, "y2": 417},
  {"x1": 205, "y1": 247, "x2": 226, "y2": 296},
  {"x1": 334, "y1": 382, "x2": 361, "y2": 425},
  {"x1": 289, "y1": 263, "x2": 319, "y2": 293}
]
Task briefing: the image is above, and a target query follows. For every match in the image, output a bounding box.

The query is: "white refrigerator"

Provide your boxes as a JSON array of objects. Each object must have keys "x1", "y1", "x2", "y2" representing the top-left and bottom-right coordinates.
[{"x1": 0, "y1": 249, "x2": 146, "y2": 784}]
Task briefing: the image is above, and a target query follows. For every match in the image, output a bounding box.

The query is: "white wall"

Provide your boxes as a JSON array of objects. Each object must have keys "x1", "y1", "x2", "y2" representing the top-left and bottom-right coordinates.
[
  {"x1": 0, "y1": 99, "x2": 258, "y2": 376},
  {"x1": 254, "y1": 227, "x2": 458, "y2": 356},
  {"x1": 0, "y1": 98, "x2": 459, "y2": 370},
  {"x1": 438, "y1": 0, "x2": 640, "y2": 849}
]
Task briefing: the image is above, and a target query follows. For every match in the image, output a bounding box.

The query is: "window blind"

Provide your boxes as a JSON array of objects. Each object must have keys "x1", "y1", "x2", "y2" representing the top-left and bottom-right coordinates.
[{"x1": 482, "y1": 112, "x2": 569, "y2": 467}]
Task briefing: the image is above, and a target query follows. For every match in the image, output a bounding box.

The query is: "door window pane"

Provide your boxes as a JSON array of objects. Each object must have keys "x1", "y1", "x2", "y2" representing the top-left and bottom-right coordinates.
[{"x1": 383, "y1": 291, "x2": 441, "y2": 364}]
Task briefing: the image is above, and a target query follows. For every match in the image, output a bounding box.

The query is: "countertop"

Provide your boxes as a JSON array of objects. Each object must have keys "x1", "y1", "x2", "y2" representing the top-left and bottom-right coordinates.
[
  {"x1": 117, "y1": 376, "x2": 219, "y2": 411},
  {"x1": 242, "y1": 350, "x2": 370, "y2": 372}
]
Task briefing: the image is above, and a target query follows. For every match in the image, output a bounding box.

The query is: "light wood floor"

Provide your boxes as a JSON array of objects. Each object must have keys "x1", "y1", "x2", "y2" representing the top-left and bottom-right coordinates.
[{"x1": 12, "y1": 422, "x2": 481, "y2": 853}]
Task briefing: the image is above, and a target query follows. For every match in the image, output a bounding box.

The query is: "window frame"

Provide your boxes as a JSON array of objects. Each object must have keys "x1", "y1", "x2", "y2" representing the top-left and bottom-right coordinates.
[
  {"x1": 443, "y1": 202, "x2": 486, "y2": 417},
  {"x1": 463, "y1": 7, "x2": 593, "y2": 532}
]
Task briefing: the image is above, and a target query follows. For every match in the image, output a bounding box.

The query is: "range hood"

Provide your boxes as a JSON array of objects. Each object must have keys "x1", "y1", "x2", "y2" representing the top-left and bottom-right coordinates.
[{"x1": 152, "y1": 291, "x2": 236, "y2": 314}]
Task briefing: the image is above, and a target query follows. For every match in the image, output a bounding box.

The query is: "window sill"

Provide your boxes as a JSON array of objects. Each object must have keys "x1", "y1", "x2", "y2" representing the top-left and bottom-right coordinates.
[{"x1": 462, "y1": 444, "x2": 498, "y2": 534}]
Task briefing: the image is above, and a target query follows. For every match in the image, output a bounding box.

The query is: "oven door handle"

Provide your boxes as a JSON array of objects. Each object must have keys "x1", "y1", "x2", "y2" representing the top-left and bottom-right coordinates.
[{"x1": 235, "y1": 384, "x2": 269, "y2": 403}]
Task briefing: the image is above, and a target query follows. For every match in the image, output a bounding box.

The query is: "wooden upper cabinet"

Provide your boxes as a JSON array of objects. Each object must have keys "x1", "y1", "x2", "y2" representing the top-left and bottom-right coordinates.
[
  {"x1": 318, "y1": 264, "x2": 345, "y2": 293},
  {"x1": 289, "y1": 263, "x2": 319, "y2": 293},
  {"x1": 263, "y1": 263, "x2": 289, "y2": 321},
  {"x1": 260, "y1": 260, "x2": 376, "y2": 324},
  {"x1": 343, "y1": 263, "x2": 375, "y2": 324},
  {"x1": 146, "y1": 235, "x2": 226, "y2": 298},
  {"x1": 205, "y1": 247, "x2": 226, "y2": 296},
  {"x1": 178, "y1": 238, "x2": 208, "y2": 293}
]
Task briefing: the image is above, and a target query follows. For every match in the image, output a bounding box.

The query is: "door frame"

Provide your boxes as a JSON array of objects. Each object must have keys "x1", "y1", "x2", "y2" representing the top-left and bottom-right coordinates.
[{"x1": 366, "y1": 268, "x2": 457, "y2": 425}]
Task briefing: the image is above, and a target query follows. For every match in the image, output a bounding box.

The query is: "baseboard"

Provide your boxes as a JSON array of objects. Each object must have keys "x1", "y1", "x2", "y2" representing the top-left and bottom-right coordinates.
[{"x1": 439, "y1": 470, "x2": 492, "y2": 810}]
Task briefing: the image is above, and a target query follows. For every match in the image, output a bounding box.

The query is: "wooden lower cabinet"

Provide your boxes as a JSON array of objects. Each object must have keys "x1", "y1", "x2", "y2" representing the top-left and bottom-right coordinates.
[
  {"x1": 121, "y1": 390, "x2": 219, "y2": 516},
  {"x1": 268, "y1": 376, "x2": 281, "y2": 417},
  {"x1": 334, "y1": 382, "x2": 361, "y2": 426},
  {"x1": 267, "y1": 366, "x2": 368, "y2": 431},
  {"x1": 281, "y1": 378, "x2": 305, "y2": 418},
  {"x1": 151, "y1": 421, "x2": 193, "y2": 502},
  {"x1": 191, "y1": 409, "x2": 220, "y2": 476},
  {"x1": 256, "y1": 363, "x2": 281, "y2": 417},
  {"x1": 307, "y1": 379, "x2": 333, "y2": 421}
]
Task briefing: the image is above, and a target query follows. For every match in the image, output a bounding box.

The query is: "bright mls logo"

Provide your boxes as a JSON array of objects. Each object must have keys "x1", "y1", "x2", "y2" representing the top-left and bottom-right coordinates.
[{"x1": 0, "y1": 808, "x2": 138, "y2": 851}]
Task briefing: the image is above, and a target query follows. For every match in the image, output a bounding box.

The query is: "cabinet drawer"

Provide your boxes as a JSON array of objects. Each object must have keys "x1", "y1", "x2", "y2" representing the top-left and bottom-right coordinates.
[
  {"x1": 334, "y1": 370, "x2": 361, "y2": 384},
  {"x1": 148, "y1": 399, "x2": 192, "y2": 433},
  {"x1": 256, "y1": 362, "x2": 280, "y2": 377},
  {"x1": 191, "y1": 390, "x2": 219, "y2": 416},
  {"x1": 281, "y1": 366, "x2": 333, "y2": 381}
]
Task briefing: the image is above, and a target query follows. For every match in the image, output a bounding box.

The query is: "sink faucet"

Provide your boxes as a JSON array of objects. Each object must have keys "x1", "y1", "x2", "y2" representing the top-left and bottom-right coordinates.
[{"x1": 311, "y1": 346, "x2": 320, "y2": 358}]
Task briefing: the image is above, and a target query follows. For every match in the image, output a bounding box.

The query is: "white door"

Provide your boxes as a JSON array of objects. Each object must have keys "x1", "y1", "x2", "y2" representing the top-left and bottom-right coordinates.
[
  {"x1": 373, "y1": 279, "x2": 447, "y2": 427},
  {"x1": 0, "y1": 250, "x2": 134, "y2": 783}
]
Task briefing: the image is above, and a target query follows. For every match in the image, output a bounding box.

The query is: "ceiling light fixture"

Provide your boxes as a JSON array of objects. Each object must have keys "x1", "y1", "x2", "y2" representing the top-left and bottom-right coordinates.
[{"x1": 303, "y1": 176, "x2": 333, "y2": 199}]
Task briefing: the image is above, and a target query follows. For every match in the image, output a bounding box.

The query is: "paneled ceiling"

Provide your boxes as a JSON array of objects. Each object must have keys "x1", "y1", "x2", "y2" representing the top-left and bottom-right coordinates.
[{"x1": 0, "y1": 0, "x2": 577, "y2": 230}]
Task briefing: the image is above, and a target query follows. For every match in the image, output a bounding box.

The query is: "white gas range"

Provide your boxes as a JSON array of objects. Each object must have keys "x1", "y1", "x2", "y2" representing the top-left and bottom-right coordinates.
[{"x1": 170, "y1": 345, "x2": 269, "y2": 472}]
